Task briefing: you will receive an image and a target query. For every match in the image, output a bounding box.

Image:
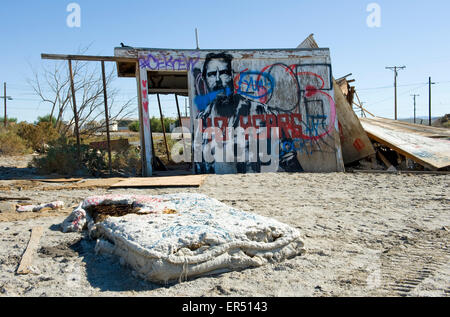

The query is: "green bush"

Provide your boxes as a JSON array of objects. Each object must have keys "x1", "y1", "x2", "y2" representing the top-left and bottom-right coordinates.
[
  {"x1": 150, "y1": 117, "x2": 178, "y2": 133},
  {"x1": 0, "y1": 117, "x2": 18, "y2": 123},
  {"x1": 35, "y1": 114, "x2": 57, "y2": 127},
  {"x1": 128, "y1": 121, "x2": 140, "y2": 132}
]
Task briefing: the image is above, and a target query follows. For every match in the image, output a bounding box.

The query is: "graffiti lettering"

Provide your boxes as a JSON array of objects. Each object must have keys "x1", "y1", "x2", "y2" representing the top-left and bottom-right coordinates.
[
  {"x1": 139, "y1": 52, "x2": 200, "y2": 71},
  {"x1": 236, "y1": 71, "x2": 275, "y2": 101}
]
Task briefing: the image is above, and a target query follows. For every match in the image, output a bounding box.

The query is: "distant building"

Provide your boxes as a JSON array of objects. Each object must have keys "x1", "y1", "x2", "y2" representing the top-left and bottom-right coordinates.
[{"x1": 99, "y1": 120, "x2": 118, "y2": 132}]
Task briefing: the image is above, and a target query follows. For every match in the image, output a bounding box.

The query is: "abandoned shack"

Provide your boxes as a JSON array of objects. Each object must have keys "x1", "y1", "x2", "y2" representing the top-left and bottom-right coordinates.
[{"x1": 115, "y1": 47, "x2": 345, "y2": 176}]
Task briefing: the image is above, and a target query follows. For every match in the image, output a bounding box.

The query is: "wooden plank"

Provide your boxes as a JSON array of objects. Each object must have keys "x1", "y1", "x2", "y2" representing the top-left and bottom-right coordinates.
[
  {"x1": 41, "y1": 53, "x2": 136, "y2": 63},
  {"x1": 377, "y1": 151, "x2": 393, "y2": 169},
  {"x1": 16, "y1": 226, "x2": 44, "y2": 275},
  {"x1": 0, "y1": 197, "x2": 31, "y2": 201},
  {"x1": 360, "y1": 118, "x2": 450, "y2": 170},
  {"x1": 30, "y1": 178, "x2": 83, "y2": 183},
  {"x1": 110, "y1": 175, "x2": 207, "y2": 188}
]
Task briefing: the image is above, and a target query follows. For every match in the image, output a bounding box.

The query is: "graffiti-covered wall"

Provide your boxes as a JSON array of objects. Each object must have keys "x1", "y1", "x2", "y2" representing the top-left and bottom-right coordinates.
[{"x1": 137, "y1": 49, "x2": 344, "y2": 174}]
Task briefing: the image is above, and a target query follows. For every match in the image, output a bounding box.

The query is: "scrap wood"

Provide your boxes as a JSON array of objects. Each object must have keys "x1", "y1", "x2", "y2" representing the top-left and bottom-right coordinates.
[
  {"x1": 32, "y1": 178, "x2": 83, "y2": 183},
  {"x1": 377, "y1": 151, "x2": 393, "y2": 169},
  {"x1": 0, "y1": 197, "x2": 31, "y2": 201},
  {"x1": 360, "y1": 117, "x2": 450, "y2": 170},
  {"x1": 109, "y1": 175, "x2": 208, "y2": 188},
  {"x1": 16, "y1": 226, "x2": 44, "y2": 275}
]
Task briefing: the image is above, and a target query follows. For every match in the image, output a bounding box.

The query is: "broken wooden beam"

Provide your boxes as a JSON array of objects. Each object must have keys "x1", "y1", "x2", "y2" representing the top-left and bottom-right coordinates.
[{"x1": 16, "y1": 226, "x2": 44, "y2": 275}]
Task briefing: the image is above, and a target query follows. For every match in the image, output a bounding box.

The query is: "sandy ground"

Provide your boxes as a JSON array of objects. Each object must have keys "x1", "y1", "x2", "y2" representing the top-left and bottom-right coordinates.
[{"x1": 0, "y1": 155, "x2": 449, "y2": 297}]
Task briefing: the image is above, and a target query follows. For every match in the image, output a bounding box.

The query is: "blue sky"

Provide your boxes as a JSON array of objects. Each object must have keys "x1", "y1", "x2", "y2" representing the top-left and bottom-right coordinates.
[{"x1": 1, "y1": 0, "x2": 449, "y2": 123}]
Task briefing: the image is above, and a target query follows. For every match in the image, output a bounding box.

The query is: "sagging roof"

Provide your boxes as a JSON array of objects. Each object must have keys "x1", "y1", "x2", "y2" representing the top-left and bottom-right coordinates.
[{"x1": 113, "y1": 46, "x2": 331, "y2": 78}]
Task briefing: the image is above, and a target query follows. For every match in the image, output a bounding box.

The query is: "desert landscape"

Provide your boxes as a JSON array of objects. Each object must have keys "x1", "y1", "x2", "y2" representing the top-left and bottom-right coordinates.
[{"x1": 0, "y1": 155, "x2": 448, "y2": 297}]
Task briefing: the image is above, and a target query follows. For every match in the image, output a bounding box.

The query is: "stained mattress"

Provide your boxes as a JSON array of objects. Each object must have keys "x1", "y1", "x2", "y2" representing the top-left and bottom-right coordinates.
[{"x1": 62, "y1": 193, "x2": 304, "y2": 283}]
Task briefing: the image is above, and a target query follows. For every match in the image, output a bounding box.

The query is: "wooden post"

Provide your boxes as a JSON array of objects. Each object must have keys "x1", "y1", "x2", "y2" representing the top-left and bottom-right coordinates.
[
  {"x1": 175, "y1": 94, "x2": 187, "y2": 162},
  {"x1": 429, "y1": 77, "x2": 432, "y2": 126},
  {"x1": 138, "y1": 66, "x2": 153, "y2": 176},
  {"x1": 68, "y1": 60, "x2": 81, "y2": 163},
  {"x1": 135, "y1": 62, "x2": 146, "y2": 176},
  {"x1": 175, "y1": 94, "x2": 185, "y2": 139},
  {"x1": 3, "y1": 82, "x2": 6, "y2": 128},
  {"x1": 101, "y1": 61, "x2": 112, "y2": 176},
  {"x1": 156, "y1": 93, "x2": 170, "y2": 162}
]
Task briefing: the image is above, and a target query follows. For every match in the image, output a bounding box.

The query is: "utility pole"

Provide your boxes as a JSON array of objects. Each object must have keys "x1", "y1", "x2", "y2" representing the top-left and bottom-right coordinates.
[
  {"x1": 1, "y1": 83, "x2": 13, "y2": 127},
  {"x1": 386, "y1": 66, "x2": 406, "y2": 120},
  {"x1": 3, "y1": 83, "x2": 6, "y2": 128},
  {"x1": 428, "y1": 77, "x2": 436, "y2": 126},
  {"x1": 410, "y1": 94, "x2": 419, "y2": 124}
]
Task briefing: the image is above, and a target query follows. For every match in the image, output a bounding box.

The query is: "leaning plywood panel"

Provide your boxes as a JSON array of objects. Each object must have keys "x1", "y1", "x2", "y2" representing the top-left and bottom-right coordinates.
[
  {"x1": 298, "y1": 34, "x2": 375, "y2": 164},
  {"x1": 62, "y1": 194, "x2": 305, "y2": 284},
  {"x1": 362, "y1": 117, "x2": 450, "y2": 139},
  {"x1": 333, "y1": 79, "x2": 376, "y2": 164},
  {"x1": 360, "y1": 118, "x2": 450, "y2": 170}
]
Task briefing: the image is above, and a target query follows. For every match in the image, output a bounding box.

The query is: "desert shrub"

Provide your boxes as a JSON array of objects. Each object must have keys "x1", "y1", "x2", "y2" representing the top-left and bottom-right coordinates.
[
  {"x1": 15, "y1": 122, "x2": 59, "y2": 152},
  {"x1": 0, "y1": 129, "x2": 30, "y2": 155},
  {"x1": 154, "y1": 135, "x2": 179, "y2": 165},
  {"x1": 111, "y1": 146, "x2": 142, "y2": 176},
  {"x1": 32, "y1": 137, "x2": 108, "y2": 176}
]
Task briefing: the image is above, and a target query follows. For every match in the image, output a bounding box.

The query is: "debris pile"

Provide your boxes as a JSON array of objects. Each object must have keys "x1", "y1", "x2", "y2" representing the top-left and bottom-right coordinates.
[
  {"x1": 300, "y1": 34, "x2": 450, "y2": 173},
  {"x1": 16, "y1": 201, "x2": 65, "y2": 213},
  {"x1": 61, "y1": 193, "x2": 305, "y2": 283}
]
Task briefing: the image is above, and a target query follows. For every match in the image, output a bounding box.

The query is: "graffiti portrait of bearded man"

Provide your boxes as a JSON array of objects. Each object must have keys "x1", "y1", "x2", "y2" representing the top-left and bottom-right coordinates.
[{"x1": 193, "y1": 52, "x2": 303, "y2": 174}]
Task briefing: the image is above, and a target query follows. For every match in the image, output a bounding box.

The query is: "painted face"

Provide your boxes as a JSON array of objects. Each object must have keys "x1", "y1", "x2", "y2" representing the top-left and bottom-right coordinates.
[{"x1": 205, "y1": 59, "x2": 232, "y2": 92}]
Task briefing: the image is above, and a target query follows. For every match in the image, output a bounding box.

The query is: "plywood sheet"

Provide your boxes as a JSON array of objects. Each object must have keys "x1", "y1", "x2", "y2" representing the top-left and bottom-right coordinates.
[
  {"x1": 110, "y1": 175, "x2": 207, "y2": 188},
  {"x1": 333, "y1": 80, "x2": 375, "y2": 164},
  {"x1": 361, "y1": 117, "x2": 450, "y2": 139},
  {"x1": 360, "y1": 117, "x2": 450, "y2": 170}
]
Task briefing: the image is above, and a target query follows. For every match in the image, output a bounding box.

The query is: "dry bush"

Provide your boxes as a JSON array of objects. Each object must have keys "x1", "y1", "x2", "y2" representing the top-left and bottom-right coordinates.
[
  {"x1": 32, "y1": 137, "x2": 107, "y2": 176},
  {"x1": 0, "y1": 128, "x2": 30, "y2": 155},
  {"x1": 14, "y1": 122, "x2": 59, "y2": 153},
  {"x1": 111, "y1": 146, "x2": 142, "y2": 176}
]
